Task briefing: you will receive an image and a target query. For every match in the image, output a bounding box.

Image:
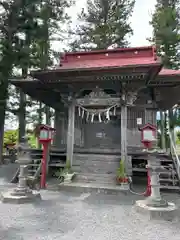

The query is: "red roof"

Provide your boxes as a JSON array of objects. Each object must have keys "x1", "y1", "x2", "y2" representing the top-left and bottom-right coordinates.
[
  {"x1": 59, "y1": 46, "x2": 159, "y2": 70},
  {"x1": 59, "y1": 57, "x2": 159, "y2": 70},
  {"x1": 159, "y1": 68, "x2": 180, "y2": 76}
]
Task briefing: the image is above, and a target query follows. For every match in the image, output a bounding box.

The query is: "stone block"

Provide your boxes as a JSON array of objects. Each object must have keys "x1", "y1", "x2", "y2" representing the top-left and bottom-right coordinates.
[
  {"x1": 135, "y1": 200, "x2": 178, "y2": 221},
  {"x1": 1, "y1": 190, "x2": 41, "y2": 204}
]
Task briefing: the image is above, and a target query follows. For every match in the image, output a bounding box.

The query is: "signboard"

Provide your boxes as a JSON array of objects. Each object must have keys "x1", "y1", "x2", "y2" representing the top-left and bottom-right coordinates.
[
  {"x1": 143, "y1": 130, "x2": 155, "y2": 141},
  {"x1": 137, "y1": 118, "x2": 142, "y2": 125}
]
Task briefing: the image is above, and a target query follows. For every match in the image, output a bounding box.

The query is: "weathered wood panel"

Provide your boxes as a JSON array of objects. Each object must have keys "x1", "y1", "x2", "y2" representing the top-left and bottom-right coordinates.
[
  {"x1": 66, "y1": 103, "x2": 75, "y2": 165},
  {"x1": 74, "y1": 112, "x2": 84, "y2": 147},
  {"x1": 83, "y1": 120, "x2": 121, "y2": 149},
  {"x1": 54, "y1": 106, "x2": 157, "y2": 150},
  {"x1": 145, "y1": 109, "x2": 157, "y2": 125},
  {"x1": 53, "y1": 111, "x2": 67, "y2": 148},
  {"x1": 82, "y1": 108, "x2": 156, "y2": 149}
]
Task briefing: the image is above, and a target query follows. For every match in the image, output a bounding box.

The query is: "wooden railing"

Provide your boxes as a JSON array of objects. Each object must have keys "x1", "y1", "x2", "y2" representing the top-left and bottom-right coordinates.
[{"x1": 169, "y1": 132, "x2": 180, "y2": 180}]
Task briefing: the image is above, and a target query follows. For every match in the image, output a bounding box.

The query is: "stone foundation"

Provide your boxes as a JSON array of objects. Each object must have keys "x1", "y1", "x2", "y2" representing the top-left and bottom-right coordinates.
[
  {"x1": 135, "y1": 200, "x2": 178, "y2": 221},
  {"x1": 1, "y1": 190, "x2": 41, "y2": 204}
]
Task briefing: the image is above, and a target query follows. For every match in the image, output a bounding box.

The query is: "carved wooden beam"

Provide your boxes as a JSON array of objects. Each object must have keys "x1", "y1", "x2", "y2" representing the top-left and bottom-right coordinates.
[
  {"x1": 76, "y1": 97, "x2": 120, "y2": 106},
  {"x1": 75, "y1": 86, "x2": 120, "y2": 106}
]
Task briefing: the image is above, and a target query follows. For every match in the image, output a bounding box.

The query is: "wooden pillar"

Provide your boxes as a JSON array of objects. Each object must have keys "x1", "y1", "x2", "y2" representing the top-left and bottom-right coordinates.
[
  {"x1": 144, "y1": 109, "x2": 148, "y2": 123},
  {"x1": 54, "y1": 110, "x2": 65, "y2": 148},
  {"x1": 54, "y1": 110, "x2": 60, "y2": 147},
  {"x1": 160, "y1": 110, "x2": 166, "y2": 150},
  {"x1": 164, "y1": 111, "x2": 168, "y2": 151},
  {"x1": 121, "y1": 104, "x2": 128, "y2": 173},
  {"x1": 66, "y1": 102, "x2": 75, "y2": 166},
  {"x1": 168, "y1": 109, "x2": 175, "y2": 153}
]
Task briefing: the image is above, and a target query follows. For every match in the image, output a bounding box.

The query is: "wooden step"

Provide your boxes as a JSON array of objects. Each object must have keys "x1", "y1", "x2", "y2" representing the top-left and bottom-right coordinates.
[
  {"x1": 28, "y1": 169, "x2": 38, "y2": 172},
  {"x1": 30, "y1": 153, "x2": 42, "y2": 156},
  {"x1": 159, "y1": 178, "x2": 179, "y2": 183},
  {"x1": 49, "y1": 163, "x2": 66, "y2": 167},
  {"x1": 132, "y1": 167, "x2": 177, "y2": 174},
  {"x1": 28, "y1": 164, "x2": 40, "y2": 166},
  {"x1": 160, "y1": 185, "x2": 180, "y2": 190},
  {"x1": 50, "y1": 153, "x2": 66, "y2": 156}
]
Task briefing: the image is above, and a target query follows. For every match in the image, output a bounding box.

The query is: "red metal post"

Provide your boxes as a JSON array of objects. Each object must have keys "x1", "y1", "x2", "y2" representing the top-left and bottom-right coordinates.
[{"x1": 40, "y1": 142, "x2": 48, "y2": 189}]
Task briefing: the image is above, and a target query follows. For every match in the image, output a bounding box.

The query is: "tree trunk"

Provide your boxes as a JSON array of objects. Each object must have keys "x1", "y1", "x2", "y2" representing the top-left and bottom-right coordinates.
[
  {"x1": 18, "y1": 90, "x2": 26, "y2": 142},
  {"x1": 38, "y1": 101, "x2": 43, "y2": 148},
  {"x1": 45, "y1": 106, "x2": 51, "y2": 125},
  {"x1": 18, "y1": 68, "x2": 27, "y2": 142},
  {"x1": 0, "y1": 81, "x2": 8, "y2": 164}
]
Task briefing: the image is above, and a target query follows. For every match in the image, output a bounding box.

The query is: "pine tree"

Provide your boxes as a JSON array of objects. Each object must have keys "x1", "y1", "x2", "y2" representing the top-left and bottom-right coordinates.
[
  {"x1": 70, "y1": 0, "x2": 135, "y2": 50},
  {"x1": 0, "y1": 0, "x2": 28, "y2": 163},
  {"x1": 0, "y1": 0, "x2": 73, "y2": 160},
  {"x1": 35, "y1": 0, "x2": 73, "y2": 125},
  {"x1": 150, "y1": 0, "x2": 180, "y2": 69},
  {"x1": 9, "y1": 1, "x2": 42, "y2": 142},
  {"x1": 150, "y1": 0, "x2": 180, "y2": 148}
]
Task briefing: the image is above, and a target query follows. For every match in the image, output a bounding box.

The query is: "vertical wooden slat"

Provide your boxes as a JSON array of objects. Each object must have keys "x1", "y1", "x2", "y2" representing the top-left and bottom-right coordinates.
[
  {"x1": 121, "y1": 105, "x2": 128, "y2": 172},
  {"x1": 160, "y1": 110, "x2": 166, "y2": 150},
  {"x1": 66, "y1": 102, "x2": 75, "y2": 166}
]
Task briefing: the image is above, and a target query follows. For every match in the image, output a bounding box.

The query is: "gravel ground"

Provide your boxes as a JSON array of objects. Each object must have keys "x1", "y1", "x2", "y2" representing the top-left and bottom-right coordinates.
[
  {"x1": 0, "y1": 187, "x2": 180, "y2": 240},
  {"x1": 0, "y1": 165, "x2": 180, "y2": 240}
]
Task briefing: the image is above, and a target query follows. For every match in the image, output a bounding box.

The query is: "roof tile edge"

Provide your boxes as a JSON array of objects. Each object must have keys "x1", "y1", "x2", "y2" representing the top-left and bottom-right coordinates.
[{"x1": 64, "y1": 46, "x2": 154, "y2": 56}]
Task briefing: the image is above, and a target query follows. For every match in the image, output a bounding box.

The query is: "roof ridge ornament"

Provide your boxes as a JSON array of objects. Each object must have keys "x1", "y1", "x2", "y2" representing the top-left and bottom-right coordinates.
[
  {"x1": 122, "y1": 91, "x2": 137, "y2": 106},
  {"x1": 84, "y1": 86, "x2": 111, "y2": 99}
]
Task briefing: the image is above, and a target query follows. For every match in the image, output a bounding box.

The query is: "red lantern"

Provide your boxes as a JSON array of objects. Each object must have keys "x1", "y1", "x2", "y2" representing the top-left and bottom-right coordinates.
[
  {"x1": 139, "y1": 123, "x2": 157, "y2": 149},
  {"x1": 36, "y1": 124, "x2": 55, "y2": 188},
  {"x1": 38, "y1": 124, "x2": 55, "y2": 144}
]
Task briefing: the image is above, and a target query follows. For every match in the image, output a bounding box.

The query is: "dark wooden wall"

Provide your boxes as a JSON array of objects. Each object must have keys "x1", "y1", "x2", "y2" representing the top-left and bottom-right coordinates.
[{"x1": 53, "y1": 107, "x2": 157, "y2": 150}]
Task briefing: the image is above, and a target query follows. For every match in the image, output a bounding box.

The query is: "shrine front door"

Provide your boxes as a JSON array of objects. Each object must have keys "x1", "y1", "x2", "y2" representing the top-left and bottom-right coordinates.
[{"x1": 84, "y1": 120, "x2": 121, "y2": 149}]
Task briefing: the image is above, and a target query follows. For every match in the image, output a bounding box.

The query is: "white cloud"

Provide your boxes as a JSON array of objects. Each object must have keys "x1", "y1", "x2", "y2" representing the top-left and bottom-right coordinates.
[
  {"x1": 52, "y1": 0, "x2": 157, "y2": 51},
  {"x1": 130, "y1": 0, "x2": 157, "y2": 46}
]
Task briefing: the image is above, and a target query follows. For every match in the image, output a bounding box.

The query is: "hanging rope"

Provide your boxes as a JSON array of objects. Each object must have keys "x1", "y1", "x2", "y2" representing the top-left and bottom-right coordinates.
[
  {"x1": 77, "y1": 104, "x2": 118, "y2": 123},
  {"x1": 128, "y1": 177, "x2": 150, "y2": 196}
]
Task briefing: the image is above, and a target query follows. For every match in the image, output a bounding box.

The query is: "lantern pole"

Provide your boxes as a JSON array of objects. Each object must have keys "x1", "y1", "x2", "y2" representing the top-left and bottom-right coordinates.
[
  {"x1": 134, "y1": 125, "x2": 178, "y2": 220},
  {"x1": 35, "y1": 124, "x2": 55, "y2": 189},
  {"x1": 41, "y1": 141, "x2": 49, "y2": 189}
]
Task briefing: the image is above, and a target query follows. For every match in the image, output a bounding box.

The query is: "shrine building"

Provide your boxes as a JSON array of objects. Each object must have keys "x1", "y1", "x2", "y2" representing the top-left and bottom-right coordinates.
[{"x1": 11, "y1": 46, "x2": 180, "y2": 181}]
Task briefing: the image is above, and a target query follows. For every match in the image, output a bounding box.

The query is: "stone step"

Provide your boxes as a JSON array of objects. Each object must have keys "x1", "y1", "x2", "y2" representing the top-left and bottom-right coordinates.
[
  {"x1": 74, "y1": 173, "x2": 116, "y2": 184},
  {"x1": 75, "y1": 178, "x2": 116, "y2": 184}
]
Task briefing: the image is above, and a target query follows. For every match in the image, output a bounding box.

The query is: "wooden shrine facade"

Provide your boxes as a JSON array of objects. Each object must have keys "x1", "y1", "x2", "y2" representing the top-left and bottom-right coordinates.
[{"x1": 11, "y1": 46, "x2": 180, "y2": 170}]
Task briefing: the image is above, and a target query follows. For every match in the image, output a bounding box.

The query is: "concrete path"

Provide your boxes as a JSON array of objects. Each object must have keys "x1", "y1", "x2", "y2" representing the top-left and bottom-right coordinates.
[{"x1": 0, "y1": 164, "x2": 180, "y2": 240}]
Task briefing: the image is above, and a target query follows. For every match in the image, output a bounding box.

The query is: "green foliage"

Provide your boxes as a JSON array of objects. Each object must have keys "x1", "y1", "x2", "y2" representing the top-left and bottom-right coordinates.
[
  {"x1": 169, "y1": 109, "x2": 180, "y2": 128},
  {"x1": 70, "y1": 0, "x2": 135, "y2": 50},
  {"x1": 150, "y1": 0, "x2": 180, "y2": 69},
  {"x1": 27, "y1": 133, "x2": 37, "y2": 148},
  {"x1": 55, "y1": 159, "x2": 73, "y2": 178},
  {"x1": 117, "y1": 159, "x2": 126, "y2": 178},
  {"x1": 3, "y1": 130, "x2": 18, "y2": 146},
  {"x1": 3, "y1": 129, "x2": 37, "y2": 148}
]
